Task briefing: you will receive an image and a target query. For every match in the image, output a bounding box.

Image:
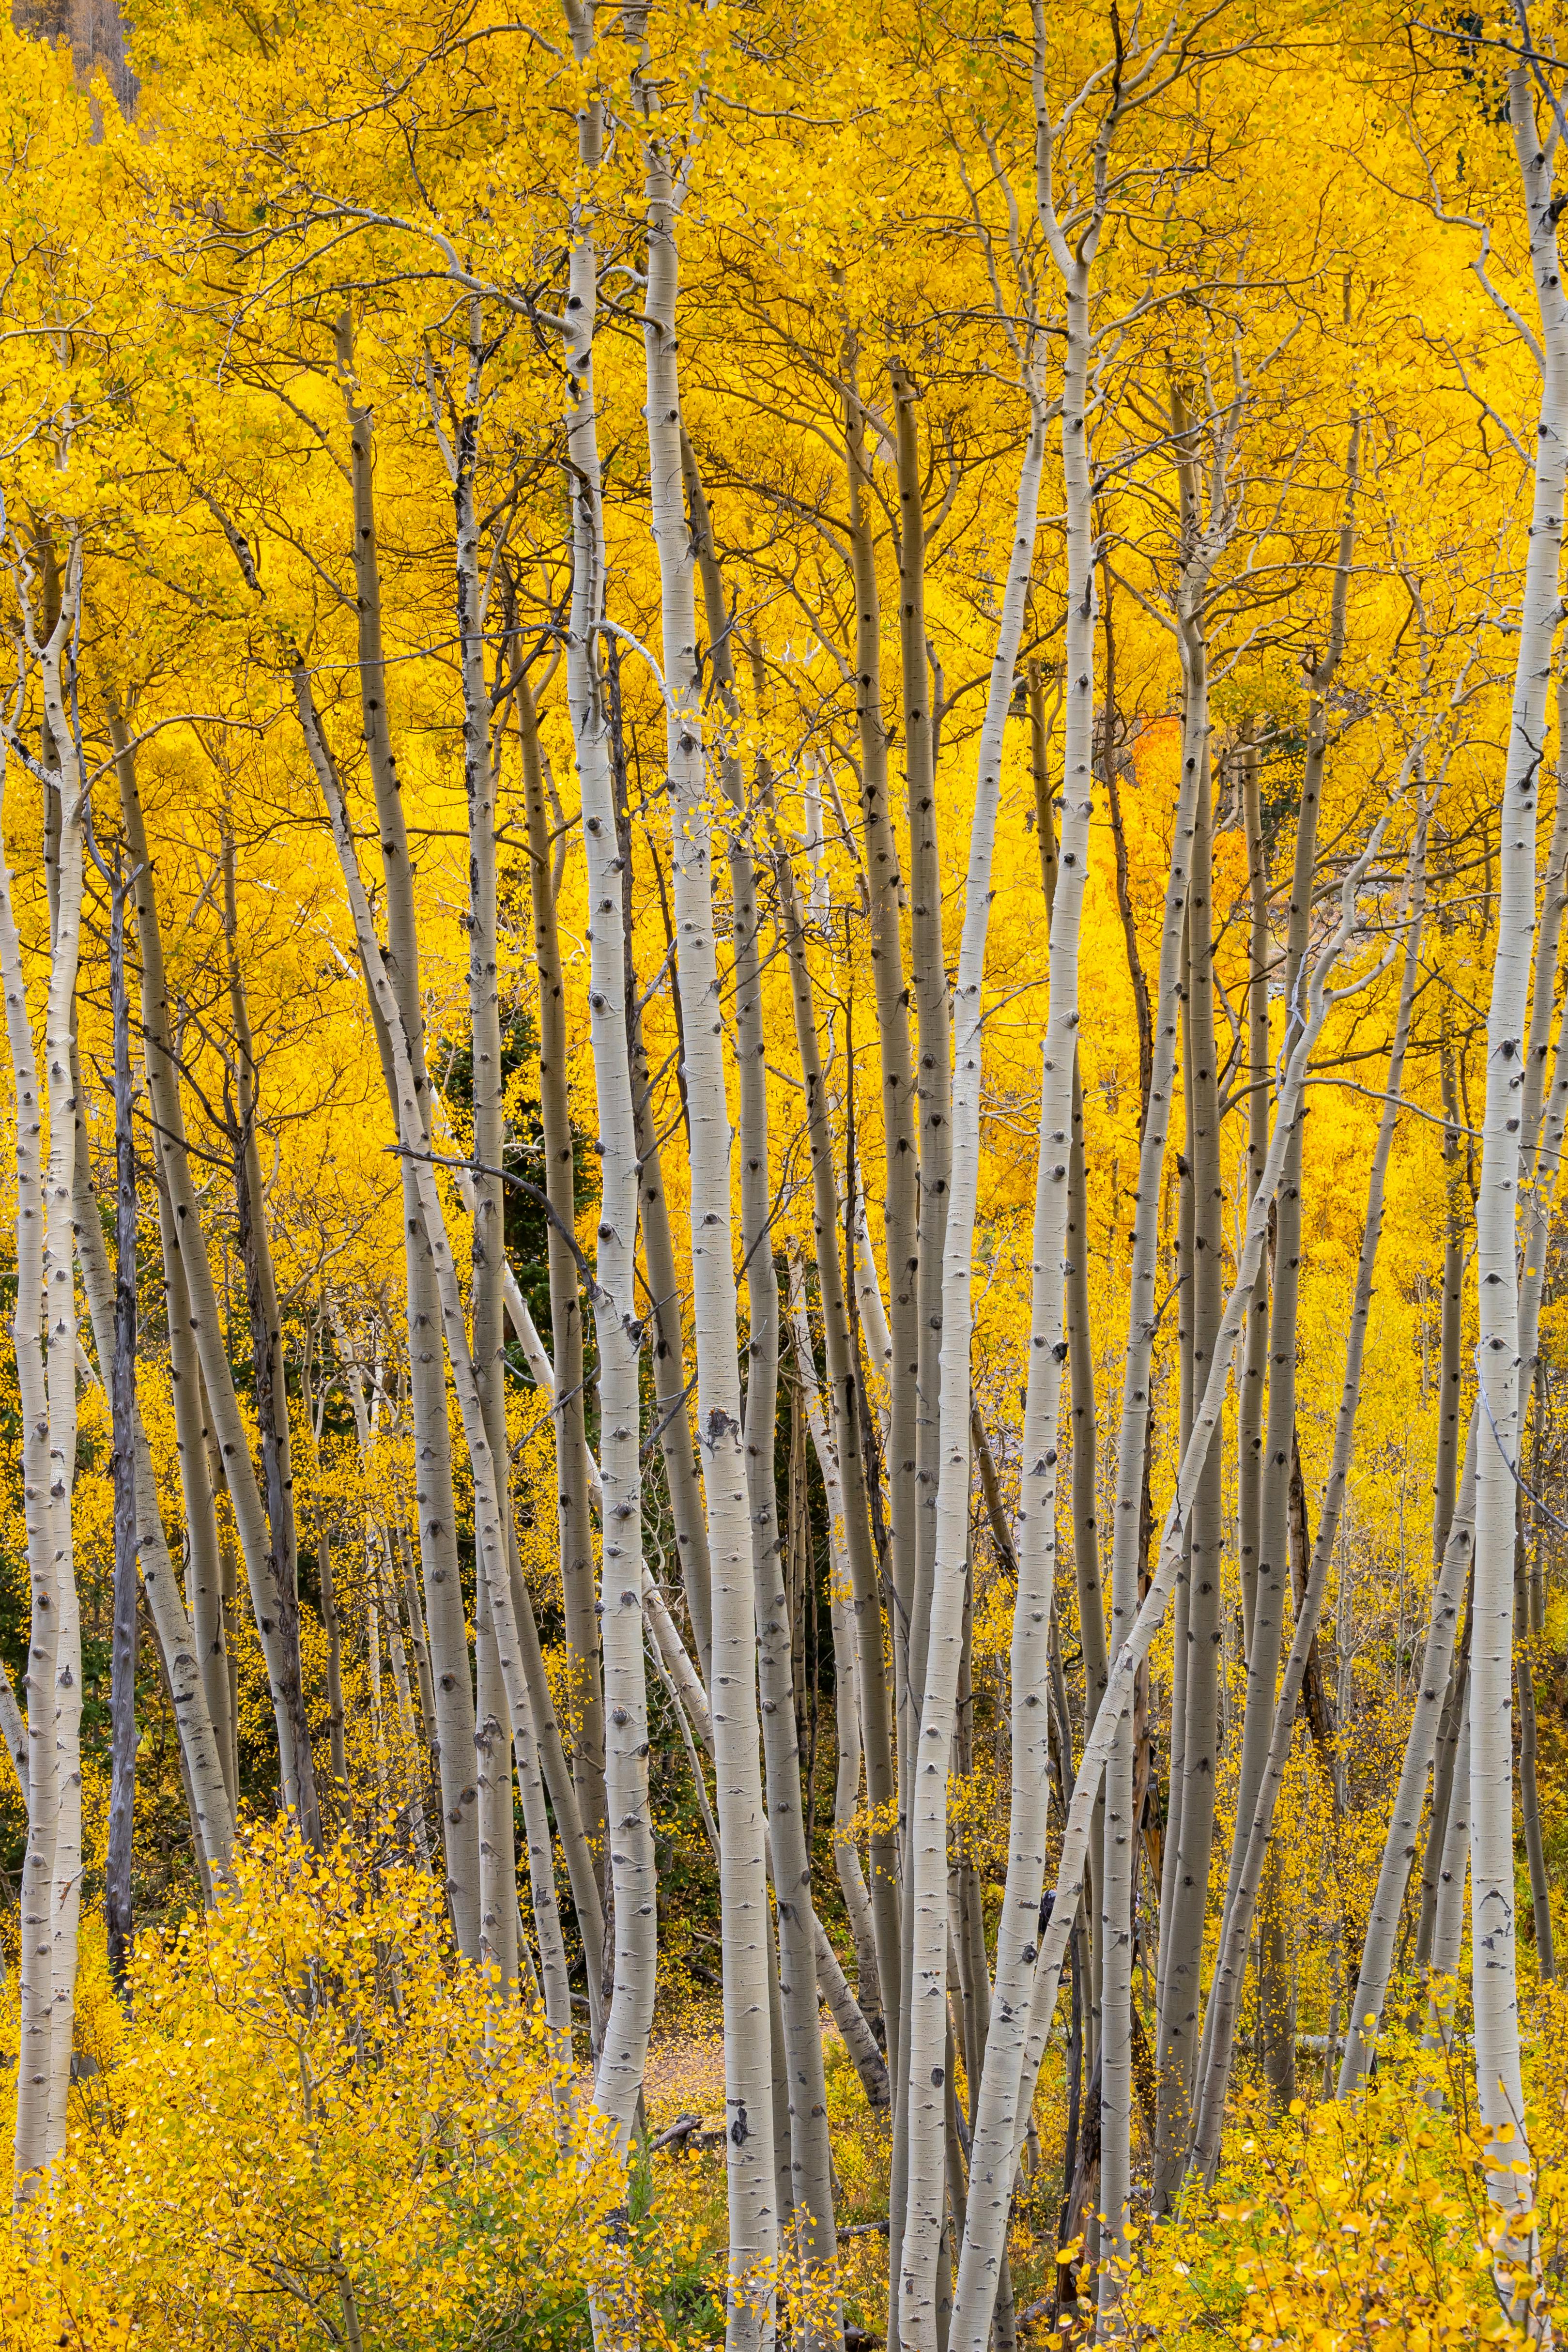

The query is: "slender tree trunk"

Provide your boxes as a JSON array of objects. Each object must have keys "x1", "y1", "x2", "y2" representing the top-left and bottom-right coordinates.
[
  {"x1": 639, "y1": 118, "x2": 779, "y2": 2337},
  {"x1": 553, "y1": 28, "x2": 656, "y2": 2156},
  {"x1": 1433, "y1": 1035, "x2": 1466, "y2": 1568},
  {"x1": 76, "y1": 1097, "x2": 234, "y2": 1879},
  {"x1": 518, "y1": 670, "x2": 605, "y2": 1859},
  {"x1": 790, "y1": 1273, "x2": 883, "y2": 2035},
  {"x1": 436, "y1": 316, "x2": 523, "y2": 1996},
  {"x1": 902, "y1": 379, "x2": 1049, "y2": 2352},
  {"x1": 36, "y1": 594, "x2": 87, "y2": 2175},
  {"x1": 770, "y1": 794, "x2": 903, "y2": 2061},
  {"x1": 1092, "y1": 606, "x2": 1204, "y2": 2309},
  {"x1": 1417, "y1": 1597, "x2": 1472, "y2": 1974},
  {"x1": 1237, "y1": 723, "x2": 1270, "y2": 1657},
  {"x1": 844, "y1": 359, "x2": 919, "y2": 1721},
  {"x1": 302, "y1": 664, "x2": 632, "y2": 2118},
  {"x1": 1469, "y1": 71, "x2": 1568, "y2": 2255},
  {"x1": 333, "y1": 312, "x2": 481, "y2": 1952},
  {"x1": 679, "y1": 426, "x2": 837, "y2": 2313},
  {"x1": 222, "y1": 826, "x2": 314, "y2": 1836},
  {"x1": 1153, "y1": 630, "x2": 1223, "y2": 2212},
  {"x1": 3, "y1": 689, "x2": 66, "y2": 2198},
  {"x1": 1423, "y1": 1684, "x2": 1471, "y2": 2091},
  {"x1": 892, "y1": 360, "x2": 952, "y2": 1797},
  {"x1": 1336, "y1": 1426, "x2": 1477, "y2": 2095},
  {"x1": 103, "y1": 852, "x2": 138, "y2": 1997}
]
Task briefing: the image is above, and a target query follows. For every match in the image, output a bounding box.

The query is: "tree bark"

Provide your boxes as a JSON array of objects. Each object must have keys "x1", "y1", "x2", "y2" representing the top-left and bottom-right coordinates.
[
  {"x1": 1469, "y1": 69, "x2": 1568, "y2": 2246},
  {"x1": 517, "y1": 669, "x2": 605, "y2": 1860},
  {"x1": 103, "y1": 850, "x2": 138, "y2": 1998},
  {"x1": 3, "y1": 672, "x2": 68, "y2": 2198},
  {"x1": 679, "y1": 426, "x2": 838, "y2": 2313},
  {"x1": 639, "y1": 114, "x2": 780, "y2": 2337},
  {"x1": 333, "y1": 311, "x2": 480, "y2": 1951}
]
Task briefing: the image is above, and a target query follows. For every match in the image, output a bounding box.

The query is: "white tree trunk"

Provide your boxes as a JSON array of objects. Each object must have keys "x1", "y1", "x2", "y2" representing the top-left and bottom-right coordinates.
[
  {"x1": 1469, "y1": 69, "x2": 1568, "y2": 2253},
  {"x1": 1094, "y1": 607, "x2": 1205, "y2": 2301},
  {"x1": 904, "y1": 395, "x2": 1047, "y2": 2352},
  {"x1": 557, "y1": 15, "x2": 656, "y2": 2151},
  {"x1": 639, "y1": 112, "x2": 779, "y2": 2339},
  {"x1": 1, "y1": 722, "x2": 62, "y2": 2203}
]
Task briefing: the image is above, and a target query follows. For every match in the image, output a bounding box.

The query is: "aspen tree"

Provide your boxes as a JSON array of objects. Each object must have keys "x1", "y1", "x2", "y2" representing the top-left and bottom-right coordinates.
[
  {"x1": 771, "y1": 785, "x2": 903, "y2": 2059},
  {"x1": 426, "y1": 291, "x2": 518, "y2": 1994},
  {"x1": 901, "y1": 379, "x2": 1047, "y2": 2352},
  {"x1": 893, "y1": 365, "x2": 951, "y2": 1703},
  {"x1": 556, "y1": 0, "x2": 657, "y2": 2154},
  {"x1": 69, "y1": 1105, "x2": 235, "y2": 1882},
  {"x1": 221, "y1": 824, "x2": 315, "y2": 1818},
  {"x1": 301, "y1": 676, "x2": 640, "y2": 2142},
  {"x1": 332, "y1": 1318, "x2": 433, "y2": 1861},
  {"x1": 681, "y1": 434, "x2": 839, "y2": 2306},
  {"x1": 788, "y1": 1272, "x2": 882, "y2": 2032},
  {"x1": 1468, "y1": 61, "x2": 1568, "y2": 2260},
  {"x1": 1236, "y1": 722, "x2": 1268, "y2": 1655},
  {"x1": 637, "y1": 86, "x2": 781, "y2": 2335},
  {"x1": 1, "y1": 709, "x2": 65, "y2": 2201},
  {"x1": 1149, "y1": 380, "x2": 1242, "y2": 2215},
  {"x1": 518, "y1": 667, "x2": 605, "y2": 1860},
  {"x1": 1338, "y1": 1429, "x2": 1476, "y2": 2089},
  {"x1": 100, "y1": 841, "x2": 137, "y2": 1993},
  {"x1": 1423, "y1": 1687, "x2": 1472, "y2": 2085},
  {"x1": 7, "y1": 550, "x2": 88, "y2": 2188},
  {"x1": 843, "y1": 359, "x2": 919, "y2": 1718},
  {"x1": 333, "y1": 317, "x2": 482, "y2": 1946},
  {"x1": 1092, "y1": 480, "x2": 1214, "y2": 2303}
]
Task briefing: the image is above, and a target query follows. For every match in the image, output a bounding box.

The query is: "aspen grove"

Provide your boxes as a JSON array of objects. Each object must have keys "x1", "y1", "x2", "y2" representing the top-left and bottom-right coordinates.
[{"x1": 9, "y1": 0, "x2": 1568, "y2": 2345}]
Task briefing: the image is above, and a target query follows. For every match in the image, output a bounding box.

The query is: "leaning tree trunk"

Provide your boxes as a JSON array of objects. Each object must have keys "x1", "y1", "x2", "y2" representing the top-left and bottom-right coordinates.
[
  {"x1": 953, "y1": 824, "x2": 1391, "y2": 2352},
  {"x1": 1191, "y1": 808, "x2": 1427, "y2": 2172}
]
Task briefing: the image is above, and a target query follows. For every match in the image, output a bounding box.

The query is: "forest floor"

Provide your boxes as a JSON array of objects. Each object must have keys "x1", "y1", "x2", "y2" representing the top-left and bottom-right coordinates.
[{"x1": 628, "y1": 2013, "x2": 1069, "y2": 2344}]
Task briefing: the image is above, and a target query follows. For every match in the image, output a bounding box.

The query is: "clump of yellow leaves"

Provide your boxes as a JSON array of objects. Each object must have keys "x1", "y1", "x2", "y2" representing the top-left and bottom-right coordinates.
[
  {"x1": 1088, "y1": 1987, "x2": 1568, "y2": 2350},
  {"x1": 0, "y1": 1822, "x2": 636, "y2": 2350}
]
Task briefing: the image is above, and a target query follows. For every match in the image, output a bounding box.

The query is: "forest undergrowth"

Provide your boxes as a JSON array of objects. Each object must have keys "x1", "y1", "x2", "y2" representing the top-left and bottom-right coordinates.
[{"x1": 1, "y1": 1821, "x2": 1566, "y2": 2350}]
